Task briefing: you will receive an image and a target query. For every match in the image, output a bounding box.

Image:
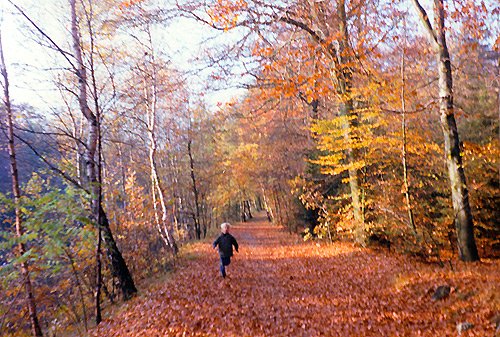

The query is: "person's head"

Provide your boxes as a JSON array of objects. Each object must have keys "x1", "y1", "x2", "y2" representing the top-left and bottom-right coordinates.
[{"x1": 220, "y1": 222, "x2": 230, "y2": 234}]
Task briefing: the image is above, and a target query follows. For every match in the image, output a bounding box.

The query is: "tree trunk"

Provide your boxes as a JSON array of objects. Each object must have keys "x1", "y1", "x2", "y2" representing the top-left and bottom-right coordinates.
[
  {"x1": 148, "y1": 131, "x2": 179, "y2": 254},
  {"x1": 142, "y1": 33, "x2": 179, "y2": 254},
  {"x1": 245, "y1": 200, "x2": 253, "y2": 219},
  {"x1": 261, "y1": 188, "x2": 274, "y2": 222},
  {"x1": 98, "y1": 205, "x2": 137, "y2": 298},
  {"x1": 411, "y1": 0, "x2": 479, "y2": 261},
  {"x1": 169, "y1": 150, "x2": 184, "y2": 232},
  {"x1": 400, "y1": 42, "x2": 417, "y2": 234},
  {"x1": 0, "y1": 31, "x2": 43, "y2": 337},
  {"x1": 436, "y1": 49, "x2": 479, "y2": 262},
  {"x1": 70, "y1": 0, "x2": 138, "y2": 298},
  {"x1": 188, "y1": 139, "x2": 202, "y2": 239},
  {"x1": 94, "y1": 228, "x2": 102, "y2": 324},
  {"x1": 87, "y1": 7, "x2": 104, "y2": 321},
  {"x1": 64, "y1": 247, "x2": 88, "y2": 332},
  {"x1": 117, "y1": 143, "x2": 127, "y2": 211},
  {"x1": 272, "y1": 187, "x2": 283, "y2": 226},
  {"x1": 337, "y1": 0, "x2": 365, "y2": 243}
]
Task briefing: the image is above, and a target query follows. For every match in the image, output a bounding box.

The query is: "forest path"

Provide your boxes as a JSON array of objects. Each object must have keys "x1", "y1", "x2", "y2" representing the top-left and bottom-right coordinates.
[{"x1": 91, "y1": 214, "x2": 498, "y2": 336}]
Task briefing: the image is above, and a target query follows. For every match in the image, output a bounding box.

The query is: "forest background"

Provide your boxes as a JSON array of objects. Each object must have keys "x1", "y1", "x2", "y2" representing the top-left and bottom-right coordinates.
[{"x1": 0, "y1": 0, "x2": 498, "y2": 335}]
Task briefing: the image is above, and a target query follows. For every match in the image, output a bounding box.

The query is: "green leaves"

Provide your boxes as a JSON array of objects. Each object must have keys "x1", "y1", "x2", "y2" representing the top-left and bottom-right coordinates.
[
  {"x1": 0, "y1": 175, "x2": 94, "y2": 278},
  {"x1": 0, "y1": 174, "x2": 97, "y2": 333},
  {"x1": 10, "y1": 248, "x2": 36, "y2": 266}
]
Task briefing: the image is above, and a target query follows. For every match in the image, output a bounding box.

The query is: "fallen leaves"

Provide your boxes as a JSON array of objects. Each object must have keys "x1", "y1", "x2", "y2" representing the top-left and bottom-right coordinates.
[{"x1": 90, "y1": 217, "x2": 499, "y2": 337}]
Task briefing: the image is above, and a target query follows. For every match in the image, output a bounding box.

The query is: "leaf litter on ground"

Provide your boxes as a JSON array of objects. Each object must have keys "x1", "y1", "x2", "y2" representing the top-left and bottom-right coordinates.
[{"x1": 90, "y1": 216, "x2": 499, "y2": 337}]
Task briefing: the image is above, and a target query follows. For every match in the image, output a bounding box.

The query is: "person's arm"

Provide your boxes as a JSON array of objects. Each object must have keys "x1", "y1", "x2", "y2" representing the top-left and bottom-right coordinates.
[
  {"x1": 232, "y1": 236, "x2": 239, "y2": 253},
  {"x1": 213, "y1": 236, "x2": 220, "y2": 249}
]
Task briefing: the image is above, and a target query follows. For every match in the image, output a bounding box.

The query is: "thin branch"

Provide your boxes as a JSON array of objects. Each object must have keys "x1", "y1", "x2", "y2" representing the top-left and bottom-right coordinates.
[
  {"x1": 410, "y1": 0, "x2": 439, "y2": 48},
  {"x1": 7, "y1": 0, "x2": 77, "y2": 71},
  {"x1": 278, "y1": 16, "x2": 325, "y2": 47},
  {"x1": 380, "y1": 100, "x2": 437, "y2": 114},
  {"x1": 12, "y1": 124, "x2": 86, "y2": 146},
  {"x1": 13, "y1": 132, "x2": 88, "y2": 193}
]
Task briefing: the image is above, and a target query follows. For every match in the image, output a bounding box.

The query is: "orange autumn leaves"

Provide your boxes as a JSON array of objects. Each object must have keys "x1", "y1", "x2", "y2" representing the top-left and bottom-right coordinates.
[
  {"x1": 119, "y1": 0, "x2": 143, "y2": 10},
  {"x1": 90, "y1": 216, "x2": 499, "y2": 337},
  {"x1": 207, "y1": 0, "x2": 248, "y2": 30}
]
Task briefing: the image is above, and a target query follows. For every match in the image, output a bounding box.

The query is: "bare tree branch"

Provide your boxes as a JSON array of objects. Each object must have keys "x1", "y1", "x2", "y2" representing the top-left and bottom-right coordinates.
[
  {"x1": 410, "y1": 0, "x2": 439, "y2": 48},
  {"x1": 13, "y1": 132, "x2": 87, "y2": 193},
  {"x1": 7, "y1": 0, "x2": 77, "y2": 71}
]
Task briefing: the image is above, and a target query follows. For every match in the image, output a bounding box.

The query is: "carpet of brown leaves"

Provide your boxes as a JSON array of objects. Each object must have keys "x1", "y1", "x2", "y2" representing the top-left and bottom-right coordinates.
[{"x1": 91, "y1": 216, "x2": 499, "y2": 336}]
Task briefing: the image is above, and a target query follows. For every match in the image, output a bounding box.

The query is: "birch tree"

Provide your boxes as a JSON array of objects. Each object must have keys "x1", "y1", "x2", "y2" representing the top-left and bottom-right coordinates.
[
  {"x1": 69, "y1": 0, "x2": 138, "y2": 296},
  {"x1": 142, "y1": 32, "x2": 179, "y2": 254},
  {"x1": 410, "y1": 0, "x2": 479, "y2": 261}
]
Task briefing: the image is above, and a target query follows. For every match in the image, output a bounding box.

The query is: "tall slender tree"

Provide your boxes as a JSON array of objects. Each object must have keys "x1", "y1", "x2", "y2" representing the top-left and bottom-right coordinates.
[
  {"x1": 70, "y1": 0, "x2": 138, "y2": 296},
  {"x1": 410, "y1": 0, "x2": 479, "y2": 261},
  {"x1": 0, "y1": 30, "x2": 43, "y2": 337},
  {"x1": 400, "y1": 24, "x2": 417, "y2": 235},
  {"x1": 188, "y1": 137, "x2": 202, "y2": 239},
  {"x1": 143, "y1": 47, "x2": 179, "y2": 254}
]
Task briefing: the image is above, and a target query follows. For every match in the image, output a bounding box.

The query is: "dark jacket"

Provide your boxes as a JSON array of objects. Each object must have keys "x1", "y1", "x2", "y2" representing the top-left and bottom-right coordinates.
[{"x1": 213, "y1": 233, "x2": 239, "y2": 258}]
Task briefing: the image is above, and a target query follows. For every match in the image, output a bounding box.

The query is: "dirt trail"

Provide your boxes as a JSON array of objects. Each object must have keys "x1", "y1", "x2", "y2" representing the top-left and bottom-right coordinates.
[{"x1": 91, "y1": 214, "x2": 499, "y2": 336}]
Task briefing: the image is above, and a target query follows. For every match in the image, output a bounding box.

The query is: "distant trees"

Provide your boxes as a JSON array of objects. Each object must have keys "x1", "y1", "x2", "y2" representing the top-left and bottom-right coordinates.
[{"x1": 181, "y1": 0, "x2": 496, "y2": 260}]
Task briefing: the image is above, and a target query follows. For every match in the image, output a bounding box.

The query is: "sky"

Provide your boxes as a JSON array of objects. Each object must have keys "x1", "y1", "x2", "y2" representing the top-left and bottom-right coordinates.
[
  {"x1": 0, "y1": 0, "x2": 248, "y2": 112},
  {"x1": 1, "y1": 0, "x2": 497, "y2": 113}
]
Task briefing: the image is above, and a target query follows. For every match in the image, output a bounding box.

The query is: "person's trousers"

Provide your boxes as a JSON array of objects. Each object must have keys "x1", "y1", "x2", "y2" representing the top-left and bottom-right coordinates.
[{"x1": 220, "y1": 256, "x2": 231, "y2": 277}]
